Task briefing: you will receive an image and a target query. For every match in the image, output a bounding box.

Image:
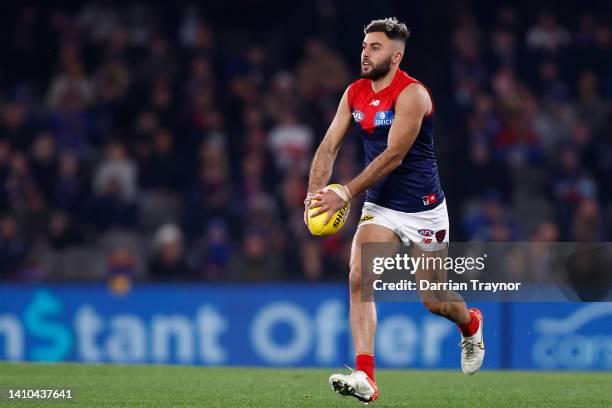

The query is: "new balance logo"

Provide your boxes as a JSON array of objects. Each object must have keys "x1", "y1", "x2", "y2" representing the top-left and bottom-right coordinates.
[{"x1": 369, "y1": 99, "x2": 380, "y2": 106}]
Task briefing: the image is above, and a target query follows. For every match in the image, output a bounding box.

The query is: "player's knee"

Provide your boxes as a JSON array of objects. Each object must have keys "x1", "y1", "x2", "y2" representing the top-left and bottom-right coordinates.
[
  {"x1": 422, "y1": 300, "x2": 439, "y2": 314},
  {"x1": 422, "y1": 300, "x2": 449, "y2": 316},
  {"x1": 349, "y1": 266, "x2": 361, "y2": 294}
]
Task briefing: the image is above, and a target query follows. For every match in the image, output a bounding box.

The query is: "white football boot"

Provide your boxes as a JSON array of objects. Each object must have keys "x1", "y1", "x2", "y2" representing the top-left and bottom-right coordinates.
[
  {"x1": 460, "y1": 308, "x2": 485, "y2": 375},
  {"x1": 329, "y1": 367, "x2": 378, "y2": 403}
]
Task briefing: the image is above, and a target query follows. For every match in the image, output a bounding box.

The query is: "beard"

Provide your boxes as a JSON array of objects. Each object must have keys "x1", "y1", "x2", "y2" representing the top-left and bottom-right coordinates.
[{"x1": 360, "y1": 56, "x2": 393, "y2": 80}]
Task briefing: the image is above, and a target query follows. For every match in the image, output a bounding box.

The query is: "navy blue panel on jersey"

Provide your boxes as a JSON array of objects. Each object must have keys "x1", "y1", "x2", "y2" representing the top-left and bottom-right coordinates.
[{"x1": 360, "y1": 114, "x2": 444, "y2": 213}]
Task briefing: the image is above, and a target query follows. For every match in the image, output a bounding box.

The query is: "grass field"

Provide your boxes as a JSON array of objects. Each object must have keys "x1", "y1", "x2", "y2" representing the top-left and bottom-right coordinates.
[{"x1": 0, "y1": 363, "x2": 610, "y2": 407}]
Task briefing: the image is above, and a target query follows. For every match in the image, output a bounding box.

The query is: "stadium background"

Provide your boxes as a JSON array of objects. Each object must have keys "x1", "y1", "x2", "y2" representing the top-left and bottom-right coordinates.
[{"x1": 0, "y1": 1, "x2": 611, "y2": 370}]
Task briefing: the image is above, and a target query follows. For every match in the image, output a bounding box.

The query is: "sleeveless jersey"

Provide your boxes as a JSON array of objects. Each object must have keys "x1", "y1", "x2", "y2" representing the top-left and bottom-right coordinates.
[{"x1": 347, "y1": 69, "x2": 444, "y2": 213}]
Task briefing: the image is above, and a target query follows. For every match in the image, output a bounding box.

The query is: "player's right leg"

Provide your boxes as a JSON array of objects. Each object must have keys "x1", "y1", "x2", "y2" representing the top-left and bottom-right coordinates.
[{"x1": 329, "y1": 222, "x2": 399, "y2": 403}]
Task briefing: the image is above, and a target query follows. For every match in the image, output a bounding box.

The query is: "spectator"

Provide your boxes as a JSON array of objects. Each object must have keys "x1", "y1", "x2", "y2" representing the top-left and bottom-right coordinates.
[
  {"x1": 267, "y1": 111, "x2": 313, "y2": 175},
  {"x1": 230, "y1": 227, "x2": 281, "y2": 281},
  {"x1": 137, "y1": 36, "x2": 179, "y2": 85},
  {"x1": 93, "y1": 141, "x2": 137, "y2": 202},
  {"x1": 5, "y1": 152, "x2": 38, "y2": 212},
  {"x1": 463, "y1": 192, "x2": 520, "y2": 241},
  {"x1": 149, "y1": 224, "x2": 195, "y2": 280},
  {"x1": 452, "y1": 25, "x2": 487, "y2": 87},
  {"x1": 107, "y1": 247, "x2": 137, "y2": 294},
  {"x1": 464, "y1": 141, "x2": 512, "y2": 201},
  {"x1": 490, "y1": 29, "x2": 518, "y2": 70},
  {"x1": 139, "y1": 129, "x2": 183, "y2": 191},
  {"x1": 550, "y1": 147, "x2": 598, "y2": 239},
  {"x1": 0, "y1": 214, "x2": 27, "y2": 280},
  {"x1": 87, "y1": 177, "x2": 137, "y2": 231},
  {"x1": 571, "y1": 199, "x2": 603, "y2": 242},
  {"x1": 494, "y1": 110, "x2": 544, "y2": 168},
  {"x1": 46, "y1": 45, "x2": 95, "y2": 154},
  {"x1": 47, "y1": 211, "x2": 82, "y2": 250},
  {"x1": 92, "y1": 60, "x2": 131, "y2": 135},
  {"x1": 55, "y1": 150, "x2": 83, "y2": 213},
  {"x1": 189, "y1": 218, "x2": 232, "y2": 281},
  {"x1": 0, "y1": 102, "x2": 33, "y2": 152},
  {"x1": 29, "y1": 130, "x2": 58, "y2": 200},
  {"x1": 526, "y1": 11, "x2": 570, "y2": 52}
]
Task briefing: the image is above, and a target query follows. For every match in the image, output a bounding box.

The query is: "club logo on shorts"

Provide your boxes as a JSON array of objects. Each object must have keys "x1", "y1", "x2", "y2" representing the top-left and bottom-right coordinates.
[
  {"x1": 422, "y1": 193, "x2": 438, "y2": 205},
  {"x1": 418, "y1": 229, "x2": 434, "y2": 237},
  {"x1": 352, "y1": 110, "x2": 364, "y2": 122},
  {"x1": 435, "y1": 229, "x2": 446, "y2": 243},
  {"x1": 374, "y1": 111, "x2": 394, "y2": 126},
  {"x1": 359, "y1": 214, "x2": 374, "y2": 224}
]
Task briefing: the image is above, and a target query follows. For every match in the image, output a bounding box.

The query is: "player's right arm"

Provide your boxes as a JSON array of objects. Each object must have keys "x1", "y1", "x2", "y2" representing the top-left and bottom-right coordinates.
[{"x1": 304, "y1": 87, "x2": 353, "y2": 224}]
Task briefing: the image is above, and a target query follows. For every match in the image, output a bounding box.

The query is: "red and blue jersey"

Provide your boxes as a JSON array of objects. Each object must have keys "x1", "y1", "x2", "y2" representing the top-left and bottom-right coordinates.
[{"x1": 347, "y1": 69, "x2": 444, "y2": 213}]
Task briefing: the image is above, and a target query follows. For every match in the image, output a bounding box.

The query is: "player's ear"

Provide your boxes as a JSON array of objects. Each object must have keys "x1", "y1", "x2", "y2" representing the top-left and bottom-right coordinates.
[
  {"x1": 392, "y1": 41, "x2": 404, "y2": 64},
  {"x1": 393, "y1": 51, "x2": 403, "y2": 64}
]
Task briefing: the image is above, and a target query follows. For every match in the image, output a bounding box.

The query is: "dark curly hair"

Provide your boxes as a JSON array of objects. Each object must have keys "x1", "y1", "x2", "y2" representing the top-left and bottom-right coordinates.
[{"x1": 364, "y1": 17, "x2": 410, "y2": 42}]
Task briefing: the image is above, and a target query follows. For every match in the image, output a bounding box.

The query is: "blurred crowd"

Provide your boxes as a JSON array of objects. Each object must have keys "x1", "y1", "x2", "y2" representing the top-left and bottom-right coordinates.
[{"x1": 0, "y1": 2, "x2": 610, "y2": 282}]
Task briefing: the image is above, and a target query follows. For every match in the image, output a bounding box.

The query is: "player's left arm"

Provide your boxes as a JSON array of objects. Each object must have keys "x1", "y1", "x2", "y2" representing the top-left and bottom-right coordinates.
[
  {"x1": 344, "y1": 83, "x2": 431, "y2": 198},
  {"x1": 309, "y1": 83, "x2": 431, "y2": 223}
]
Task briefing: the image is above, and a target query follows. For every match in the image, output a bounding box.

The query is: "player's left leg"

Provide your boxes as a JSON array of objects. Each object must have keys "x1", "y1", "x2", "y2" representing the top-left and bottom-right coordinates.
[
  {"x1": 412, "y1": 245, "x2": 485, "y2": 375},
  {"x1": 400, "y1": 200, "x2": 485, "y2": 374}
]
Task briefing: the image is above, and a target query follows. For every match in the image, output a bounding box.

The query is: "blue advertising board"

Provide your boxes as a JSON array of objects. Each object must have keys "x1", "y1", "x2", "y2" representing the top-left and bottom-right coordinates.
[
  {"x1": 0, "y1": 285, "x2": 609, "y2": 370},
  {"x1": 511, "y1": 303, "x2": 612, "y2": 370}
]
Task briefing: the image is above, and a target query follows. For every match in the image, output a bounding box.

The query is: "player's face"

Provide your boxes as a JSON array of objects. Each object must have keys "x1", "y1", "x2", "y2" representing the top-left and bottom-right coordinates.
[{"x1": 361, "y1": 32, "x2": 397, "y2": 80}]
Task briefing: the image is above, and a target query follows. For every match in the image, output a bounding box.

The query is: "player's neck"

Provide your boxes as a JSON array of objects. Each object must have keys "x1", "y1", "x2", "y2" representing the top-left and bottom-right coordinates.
[{"x1": 370, "y1": 67, "x2": 398, "y2": 93}]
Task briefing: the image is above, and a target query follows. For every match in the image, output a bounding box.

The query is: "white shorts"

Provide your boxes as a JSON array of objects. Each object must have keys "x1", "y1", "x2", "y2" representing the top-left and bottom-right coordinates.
[{"x1": 358, "y1": 200, "x2": 450, "y2": 251}]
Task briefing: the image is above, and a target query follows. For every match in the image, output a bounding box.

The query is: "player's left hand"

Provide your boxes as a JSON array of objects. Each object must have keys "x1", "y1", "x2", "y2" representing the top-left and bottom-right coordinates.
[{"x1": 308, "y1": 189, "x2": 347, "y2": 225}]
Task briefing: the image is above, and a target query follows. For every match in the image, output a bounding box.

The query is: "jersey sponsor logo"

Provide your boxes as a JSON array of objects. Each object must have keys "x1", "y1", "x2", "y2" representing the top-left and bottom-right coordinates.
[
  {"x1": 369, "y1": 99, "x2": 381, "y2": 106},
  {"x1": 435, "y1": 229, "x2": 446, "y2": 243},
  {"x1": 374, "y1": 110, "x2": 394, "y2": 126},
  {"x1": 352, "y1": 110, "x2": 364, "y2": 122},
  {"x1": 422, "y1": 193, "x2": 437, "y2": 205},
  {"x1": 418, "y1": 229, "x2": 434, "y2": 237},
  {"x1": 359, "y1": 214, "x2": 374, "y2": 224}
]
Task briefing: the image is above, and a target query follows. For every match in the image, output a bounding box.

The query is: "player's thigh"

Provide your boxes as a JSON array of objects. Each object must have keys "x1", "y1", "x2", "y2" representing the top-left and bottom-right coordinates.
[
  {"x1": 413, "y1": 245, "x2": 449, "y2": 283},
  {"x1": 350, "y1": 224, "x2": 400, "y2": 286}
]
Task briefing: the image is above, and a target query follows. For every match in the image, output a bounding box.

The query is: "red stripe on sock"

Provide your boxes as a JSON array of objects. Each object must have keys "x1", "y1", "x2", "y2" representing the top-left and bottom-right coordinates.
[
  {"x1": 458, "y1": 308, "x2": 480, "y2": 337},
  {"x1": 356, "y1": 353, "x2": 375, "y2": 381}
]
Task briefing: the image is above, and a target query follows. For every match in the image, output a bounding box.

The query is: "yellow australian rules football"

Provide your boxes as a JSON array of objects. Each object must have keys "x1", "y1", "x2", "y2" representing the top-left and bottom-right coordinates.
[{"x1": 308, "y1": 184, "x2": 350, "y2": 236}]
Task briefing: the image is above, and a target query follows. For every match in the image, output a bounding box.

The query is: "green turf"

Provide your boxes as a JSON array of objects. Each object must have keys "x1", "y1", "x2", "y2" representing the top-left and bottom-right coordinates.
[{"x1": 0, "y1": 364, "x2": 610, "y2": 407}]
